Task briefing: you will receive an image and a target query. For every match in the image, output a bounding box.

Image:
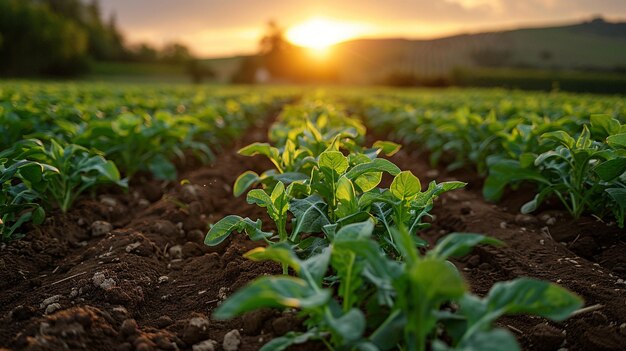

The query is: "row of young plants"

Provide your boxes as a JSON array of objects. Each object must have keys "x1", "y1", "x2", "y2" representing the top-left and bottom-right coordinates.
[
  {"x1": 205, "y1": 96, "x2": 583, "y2": 351},
  {"x1": 354, "y1": 89, "x2": 626, "y2": 227},
  {"x1": 0, "y1": 82, "x2": 293, "y2": 240}
]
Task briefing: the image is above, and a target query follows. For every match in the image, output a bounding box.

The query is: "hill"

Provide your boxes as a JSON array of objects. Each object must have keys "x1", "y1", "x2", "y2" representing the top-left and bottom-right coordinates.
[{"x1": 331, "y1": 17, "x2": 626, "y2": 83}]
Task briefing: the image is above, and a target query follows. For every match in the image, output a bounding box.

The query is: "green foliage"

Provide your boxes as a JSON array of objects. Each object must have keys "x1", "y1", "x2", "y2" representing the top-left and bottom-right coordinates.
[
  {"x1": 0, "y1": 82, "x2": 293, "y2": 239},
  {"x1": 359, "y1": 90, "x2": 626, "y2": 227},
  {"x1": 484, "y1": 117, "x2": 626, "y2": 227},
  {"x1": 206, "y1": 96, "x2": 582, "y2": 351}
]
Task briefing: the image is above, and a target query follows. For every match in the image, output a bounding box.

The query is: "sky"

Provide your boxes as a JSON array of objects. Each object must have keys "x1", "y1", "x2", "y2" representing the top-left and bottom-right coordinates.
[{"x1": 99, "y1": 0, "x2": 626, "y2": 57}]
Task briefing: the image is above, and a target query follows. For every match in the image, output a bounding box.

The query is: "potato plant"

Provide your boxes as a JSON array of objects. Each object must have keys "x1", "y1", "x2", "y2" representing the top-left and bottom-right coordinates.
[
  {"x1": 485, "y1": 114, "x2": 626, "y2": 227},
  {"x1": 205, "y1": 99, "x2": 583, "y2": 351},
  {"x1": 0, "y1": 82, "x2": 295, "y2": 238},
  {"x1": 355, "y1": 90, "x2": 626, "y2": 226}
]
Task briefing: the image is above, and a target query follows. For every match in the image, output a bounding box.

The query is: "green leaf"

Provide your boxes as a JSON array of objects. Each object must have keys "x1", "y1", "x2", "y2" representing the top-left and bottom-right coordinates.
[
  {"x1": 245, "y1": 245, "x2": 302, "y2": 272},
  {"x1": 31, "y1": 206, "x2": 45, "y2": 225},
  {"x1": 247, "y1": 189, "x2": 273, "y2": 208},
  {"x1": 335, "y1": 220, "x2": 374, "y2": 241},
  {"x1": 273, "y1": 172, "x2": 309, "y2": 184},
  {"x1": 410, "y1": 258, "x2": 466, "y2": 301},
  {"x1": 301, "y1": 247, "x2": 332, "y2": 285},
  {"x1": 606, "y1": 188, "x2": 626, "y2": 207},
  {"x1": 239, "y1": 143, "x2": 282, "y2": 170},
  {"x1": 369, "y1": 310, "x2": 405, "y2": 350},
  {"x1": 289, "y1": 195, "x2": 330, "y2": 239},
  {"x1": 390, "y1": 171, "x2": 421, "y2": 201},
  {"x1": 429, "y1": 233, "x2": 502, "y2": 260},
  {"x1": 483, "y1": 159, "x2": 547, "y2": 201},
  {"x1": 17, "y1": 163, "x2": 44, "y2": 184},
  {"x1": 594, "y1": 157, "x2": 626, "y2": 181},
  {"x1": 260, "y1": 330, "x2": 319, "y2": 351},
  {"x1": 213, "y1": 276, "x2": 331, "y2": 319},
  {"x1": 271, "y1": 181, "x2": 286, "y2": 204},
  {"x1": 345, "y1": 158, "x2": 401, "y2": 180},
  {"x1": 590, "y1": 114, "x2": 621, "y2": 138},
  {"x1": 326, "y1": 308, "x2": 366, "y2": 343},
  {"x1": 335, "y1": 176, "x2": 358, "y2": 218},
  {"x1": 205, "y1": 215, "x2": 271, "y2": 246},
  {"x1": 575, "y1": 125, "x2": 592, "y2": 149},
  {"x1": 607, "y1": 133, "x2": 626, "y2": 149},
  {"x1": 461, "y1": 278, "x2": 583, "y2": 333},
  {"x1": 542, "y1": 130, "x2": 575, "y2": 149},
  {"x1": 331, "y1": 243, "x2": 365, "y2": 310},
  {"x1": 373, "y1": 140, "x2": 401, "y2": 156},
  {"x1": 434, "y1": 328, "x2": 520, "y2": 351},
  {"x1": 319, "y1": 151, "x2": 349, "y2": 174},
  {"x1": 233, "y1": 171, "x2": 259, "y2": 197},
  {"x1": 354, "y1": 172, "x2": 383, "y2": 193},
  {"x1": 239, "y1": 142, "x2": 280, "y2": 157},
  {"x1": 520, "y1": 187, "x2": 553, "y2": 214}
]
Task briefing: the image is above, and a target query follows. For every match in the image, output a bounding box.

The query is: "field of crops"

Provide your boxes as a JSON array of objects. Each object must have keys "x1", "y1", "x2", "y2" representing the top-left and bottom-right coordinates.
[{"x1": 1, "y1": 82, "x2": 625, "y2": 351}]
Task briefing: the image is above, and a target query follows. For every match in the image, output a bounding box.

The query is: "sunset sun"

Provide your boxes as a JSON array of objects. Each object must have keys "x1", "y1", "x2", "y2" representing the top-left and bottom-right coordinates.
[{"x1": 286, "y1": 17, "x2": 366, "y2": 51}]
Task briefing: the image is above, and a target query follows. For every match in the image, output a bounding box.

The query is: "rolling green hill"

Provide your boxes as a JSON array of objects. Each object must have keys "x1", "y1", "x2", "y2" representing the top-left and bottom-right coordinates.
[{"x1": 332, "y1": 17, "x2": 626, "y2": 83}]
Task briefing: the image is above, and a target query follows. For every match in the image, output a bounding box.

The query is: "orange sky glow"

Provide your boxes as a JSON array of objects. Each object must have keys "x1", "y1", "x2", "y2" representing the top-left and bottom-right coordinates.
[{"x1": 99, "y1": 0, "x2": 626, "y2": 57}]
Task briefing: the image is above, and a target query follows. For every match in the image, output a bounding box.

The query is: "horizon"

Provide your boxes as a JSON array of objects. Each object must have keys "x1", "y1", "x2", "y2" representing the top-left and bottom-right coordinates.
[{"x1": 99, "y1": 0, "x2": 626, "y2": 58}]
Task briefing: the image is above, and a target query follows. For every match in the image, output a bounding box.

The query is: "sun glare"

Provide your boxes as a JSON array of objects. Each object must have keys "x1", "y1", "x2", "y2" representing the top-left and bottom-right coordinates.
[{"x1": 286, "y1": 17, "x2": 365, "y2": 51}]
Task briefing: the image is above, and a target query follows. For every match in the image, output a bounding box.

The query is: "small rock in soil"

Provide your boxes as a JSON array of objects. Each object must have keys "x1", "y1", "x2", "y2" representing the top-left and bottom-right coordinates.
[
  {"x1": 92, "y1": 272, "x2": 116, "y2": 291},
  {"x1": 100, "y1": 196, "x2": 118, "y2": 207},
  {"x1": 193, "y1": 340, "x2": 217, "y2": 351},
  {"x1": 169, "y1": 245, "x2": 183, "y2": 259},
  {"x1": 125, "y1": 242, "x2": 142, "y2": 253},
  {"x1": 223, "y1": 329, "x2": 242, "y2": 351},
  {"x1": 69, "y1": 287, "x2": 79, "y2": 299},
  {"x1": 11, "y1": 305, "x2": 36, "y2": 321},
  {"x1": 91, "y1": 220, "x2": 113, "y2": 237},
  {"x1": 120, "y1": 319, "x2": 139, "y2": 337},
  {"x1": 40, "y1": 295, "x2": 62, "y2": 309},
  {"x1": 182, "y1": 316, "x2": 211, "y2": 345},
  {"x1": 156, "y1": 315, "x2": 174, "y2": 328},
  {"x1": 45, "y1": 303, "x2": 62, "y2": 315},
  {"x1": 515, "y1": 214, "x2": 538, "y2": 225},
  {"x1": 529, "y1": 323, "x2": 565, "y2": 351},
  {"x1": 218, "y1": 287, "x2": 230, "y2": 301}
]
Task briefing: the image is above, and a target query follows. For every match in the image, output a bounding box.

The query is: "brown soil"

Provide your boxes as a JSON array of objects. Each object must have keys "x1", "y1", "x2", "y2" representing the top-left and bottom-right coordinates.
[{"x1": 1, "y1": 114, "x2": 625, "y2": 351}]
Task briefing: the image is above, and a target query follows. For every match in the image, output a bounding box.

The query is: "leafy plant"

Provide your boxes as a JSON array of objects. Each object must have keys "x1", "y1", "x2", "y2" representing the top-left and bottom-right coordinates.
[
  {"x1": 206, "y1": 99, "x2": 583, "y2": 351},
  {"x1": 214, "y1": 222, "x2": 582, "y2": 351},
  {"x1": 0, "y1": 158, "x2": 53, "y2": 241},
  {"x1": 484, "y1": 115, "x2": 626, "y2": 227}
]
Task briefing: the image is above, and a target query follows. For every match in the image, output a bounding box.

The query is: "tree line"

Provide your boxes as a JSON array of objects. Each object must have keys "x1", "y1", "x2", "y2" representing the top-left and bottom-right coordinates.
[{"x1": 0, "y1": 0, "x2": 196, "y2": 77}]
